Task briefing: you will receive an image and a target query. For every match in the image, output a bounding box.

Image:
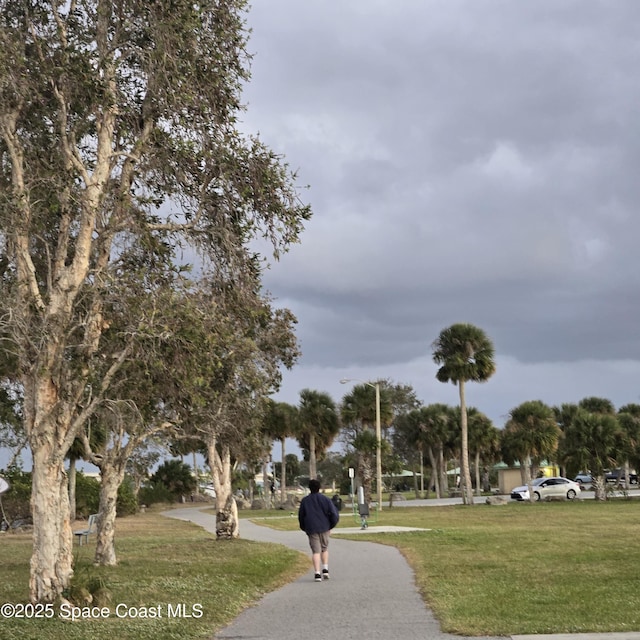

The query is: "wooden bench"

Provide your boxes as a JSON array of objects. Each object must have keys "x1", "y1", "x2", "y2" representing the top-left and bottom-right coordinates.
[{"x1": 74, "y1": 513, "x2": 98, "y2": 546}]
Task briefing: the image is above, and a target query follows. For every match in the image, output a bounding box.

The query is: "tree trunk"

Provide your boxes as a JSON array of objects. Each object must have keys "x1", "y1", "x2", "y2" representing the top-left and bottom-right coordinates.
[
  {"x1": 427, "y1": 446, "x2": 440, "y2": 498},
  {"x1": 193, "y1": 451, "x2": 199, "y2": 494},
  {"x1": 481, "y1": 466, "x2": 492, "y2": 493},
  {"x1": 530, "y1": 460, "x2": 540, "y2": 481},
  {"x1": 308, "y1": 431, "x2": 317, "y2": 480},
  {"x1": 29, "y1": 446, "x2": 74, "y2": 603},
  {"x1": 523, "y1": 457, "x2": 534, "y2": 502},
  {"x1": 474, "y1": 451, "x2": 482, "y2": 497},
  {"x1": 458, "y1": 381, "x2": 474, "y2": 505},
  {"x1": 216, "y1": 491, "x2": 239, "y2": 539},
  {"x1": 593, "y1": 474, "x2": 607, "y2": 501},
  {"x1": 262, "y1": 460, "x2": 271, "y2": 509},
  {"x1": 207, "y1": 438, "x2": 238, "y2": 539},
  {"x1": 94, "y1": 463, "x2": 125, "y2": 566},
  {"x1": 623, "y1": 461, "x2": 631, "y2": 491},
  {"x1": 280, "y1": 437, "x2": 286, "y2": 507},
  {"x1": 438, "y1": 446, "x2": 447, "y2": 498},
  {"x1": 68, "y1": 457, "x2": 77, "y2": 522},
  {"x1": 132, "y1": 475, "x2": 142, "y2": 498},
  {"x1": 358, "y1": 451, "x2": 373, "y2": 506}
]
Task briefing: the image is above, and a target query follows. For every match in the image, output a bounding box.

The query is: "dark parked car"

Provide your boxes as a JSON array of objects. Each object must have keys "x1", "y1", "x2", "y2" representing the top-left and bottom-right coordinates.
[{"x1": 605, "y1": 469, "x2": 638, "y2": 484}]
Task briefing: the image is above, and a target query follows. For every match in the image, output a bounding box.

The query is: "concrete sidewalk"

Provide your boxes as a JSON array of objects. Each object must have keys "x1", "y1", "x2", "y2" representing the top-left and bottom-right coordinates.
[{"x1": 164, "y1": 508, "x2": 640, "y2": 640}]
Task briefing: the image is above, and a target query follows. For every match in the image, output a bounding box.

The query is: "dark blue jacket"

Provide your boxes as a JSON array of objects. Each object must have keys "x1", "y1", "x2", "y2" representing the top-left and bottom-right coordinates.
[{"x1": 298, "y1": 492, "x2": 339, "y2": 534}]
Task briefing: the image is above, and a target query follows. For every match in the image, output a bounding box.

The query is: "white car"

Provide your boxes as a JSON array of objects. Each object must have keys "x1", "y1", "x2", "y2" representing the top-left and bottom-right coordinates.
[
  {"x1": 201, "y1": 484, "x2": 216, "y2": 498},
  {"x1": 510, "y1": 477, "x2": 581, "y2": 502}
]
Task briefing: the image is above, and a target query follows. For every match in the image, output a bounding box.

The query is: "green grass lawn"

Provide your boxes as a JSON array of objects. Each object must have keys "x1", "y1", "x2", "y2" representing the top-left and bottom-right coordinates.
[
  {"x1": 254, "y1": 498, "x2": 640, "y2": 635},
  {"x1": 2, "y1": 500, "x2": 639, "y2": 638},
  {"x1": 0, "y1": 507, "x2": 308, "y2": 640}
]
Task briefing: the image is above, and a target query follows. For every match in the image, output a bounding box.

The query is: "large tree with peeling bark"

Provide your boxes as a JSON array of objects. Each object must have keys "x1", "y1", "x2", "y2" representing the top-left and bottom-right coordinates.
[
  {"x1": 0, "y1": 0, "x2": 309, "y2": 602},
  {"x1": 170, "y1": 274, "x2": 300, "y2": 539}
]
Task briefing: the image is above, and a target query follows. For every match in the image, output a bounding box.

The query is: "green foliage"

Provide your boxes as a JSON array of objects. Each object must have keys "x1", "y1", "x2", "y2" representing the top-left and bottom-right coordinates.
[
  {"x1": 563, "y1": 409, "x2": 619, "y2": 477},
  {"x1": 0, "y1": 467, "x2": 31, "y2": 526},
  {"x1": 316, "y1": 451, "x2": 346, "y2": 487},
  {"x1": 579, "y1": 396, "x2": 616, "y2": 414},
  {"x1": 138, "y1": 482, "x2": 175, "y2": 506},
  {"x1": 432, "y1": 322, "x2": 496, "y2": 385},
  {"x1": 352, "y1": 428, "x2": 379, "y2": 454},
  {"x1": 340, "y1": 382, "x2": 393, "y2": 430},
  {"x1": 1, "y1": 0, "x2": 310, "y2": 596},
  {"x1": 66, "y1": 566, "x2": 112, "y2": 608},
  {"x1": 74, "y1": 473, "x2": 100, "y2": 518},
  {"x1": 150, "y1": 459, "x2": 196, "y2": 499},
  {"x1": 502, "y1": 400, "x2": 560, "y2": 470},
  {"x1": 116, "y1": 477, "x2": 139, "y2": 517},
  {"x1": 297, "y1": 389, "x2": 340, "y2": 464},
  {"x1": 274, "y1": 453, "x2": 300, "y2": 487}
]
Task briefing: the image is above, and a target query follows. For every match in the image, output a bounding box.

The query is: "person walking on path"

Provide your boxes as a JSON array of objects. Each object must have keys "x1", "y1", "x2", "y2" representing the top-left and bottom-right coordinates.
[{"x1": 298, "y1": 479, "x2": 339, "y2": 582}]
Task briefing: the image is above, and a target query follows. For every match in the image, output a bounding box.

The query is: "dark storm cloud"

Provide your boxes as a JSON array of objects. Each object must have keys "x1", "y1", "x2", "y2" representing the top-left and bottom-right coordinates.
[{"x1": 242, "y1": 1, "x2": 640, "y2": 414}]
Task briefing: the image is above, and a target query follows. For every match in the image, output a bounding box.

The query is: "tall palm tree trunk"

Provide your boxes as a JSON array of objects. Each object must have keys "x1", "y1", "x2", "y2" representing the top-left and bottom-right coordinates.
[
  {"x1": 438, "y1": 447, "x2": 447, "y2": 499},
  {"x1": 458, "y1": 381, "x2": 474, "y2": 505},
  {"x1": 308, "y1": 432, "x2": 317, "y2": 480},
  {"x1": 427, "y1": 446, "x2": 440, "y2": 498}
]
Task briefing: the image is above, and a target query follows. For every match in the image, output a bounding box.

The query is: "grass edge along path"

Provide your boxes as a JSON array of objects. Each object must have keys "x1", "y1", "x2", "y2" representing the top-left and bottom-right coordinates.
[
  {"x1": 253, "y1": 499, "x2": 640, "y2": 636},
  {"x1": 0, "y1": 508, "x2": 308, "y2": 640}
]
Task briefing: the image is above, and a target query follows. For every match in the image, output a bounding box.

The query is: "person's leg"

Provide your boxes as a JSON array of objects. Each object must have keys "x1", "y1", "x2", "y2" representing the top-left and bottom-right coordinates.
[
  {"x1": 320, "y1": 532, "x2": 330, "y2": 579},
  {"x1": 308, "y1": 534, "x2": 322, "y2": 581}
]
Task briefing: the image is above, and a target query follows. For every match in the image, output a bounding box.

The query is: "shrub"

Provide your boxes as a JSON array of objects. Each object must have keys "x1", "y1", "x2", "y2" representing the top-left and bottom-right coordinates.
[
  {"x1": 138, "y1": 482, "x2": 175, "y2": 506},
  {"x1": 75, "y1": 472, "x2": 100, "y2": 517},
  {"x1": 116, "y1": 476, "x2": 138, "y2": 516},
  {"x1": 150, "y1": 459, "x2": 196, "y2": 499},
  {"x1": 0, "y1": 467, "x2": 31, "y2": 528}
]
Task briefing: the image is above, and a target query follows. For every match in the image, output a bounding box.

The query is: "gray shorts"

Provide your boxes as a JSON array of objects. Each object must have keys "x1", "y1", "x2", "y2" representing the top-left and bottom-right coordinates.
[{"x1": 307, "y1": 531, "x2": 330, "y2": 554}]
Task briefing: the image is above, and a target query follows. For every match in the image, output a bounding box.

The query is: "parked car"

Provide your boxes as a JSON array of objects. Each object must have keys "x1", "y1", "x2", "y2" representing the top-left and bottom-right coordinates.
[
  {"x1": 201, "y1": 483, "x2": 216, "y2": 498},
  {"x1": 605, "y1": 469, "x2": 638, "y2": 484},
  {"x1": 510, "y1": 477, "x2": 581, "y2": 502},
  {"x1": 573, "y1": 473, "x2": 593, "y2": 485}
]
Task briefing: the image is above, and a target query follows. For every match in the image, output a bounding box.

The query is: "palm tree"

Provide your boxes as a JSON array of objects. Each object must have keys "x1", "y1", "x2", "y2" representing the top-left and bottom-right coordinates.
[
  {"x1": 556, "y1": 397, "x2": 620, "y2": 499},
  {"x1": 297, "y1": 389, "x2": 340, "y2": 481},
  {"x1": 466, "y1": 407, "x2": 500, "y2": 495},
  {"x1": 562, "y1": 407, "x2": 619, "y2": 500},
  {"x1": 579, "y1": 397, "x2": 616, "y2": 415},
  {"x1": 414, "y1": 404, "x2": 457, "y2": 498},
  {"x1": 502, "y1": 400, "x2": 560, "y2": 500},
  {"x1": 554, "y1": 402, "x2": 581, "y2": 473},
  {"x1": 391, "y1": 411, "x2": 422, "y2": 498},
  {"x1": 616, "y1": 404, "x2": 640, "y2": 490},
  {"x1": 432, "y1": 323, "x2": 496, "y2": 505},
  {"x1": 263, "y1": 400, "x2": 299, "y2": 505},
  {"x1": 340, "y1": 382, "x2": 393, "y2": 505}
]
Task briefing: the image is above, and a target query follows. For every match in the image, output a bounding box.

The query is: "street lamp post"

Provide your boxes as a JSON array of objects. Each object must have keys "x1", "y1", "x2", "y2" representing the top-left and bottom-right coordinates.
[{"x1": 340, "y1": 378, "x2": 383, "y2": 511}]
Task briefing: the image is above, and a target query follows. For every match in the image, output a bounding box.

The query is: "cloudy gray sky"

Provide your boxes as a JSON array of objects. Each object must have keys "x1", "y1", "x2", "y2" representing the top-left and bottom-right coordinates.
[
  {"x1": 3, "y1": 1, "x2": 640, "y2": 473},
  {"x1": 242, "y1": 0, "x2": 640, "y2": 426}
]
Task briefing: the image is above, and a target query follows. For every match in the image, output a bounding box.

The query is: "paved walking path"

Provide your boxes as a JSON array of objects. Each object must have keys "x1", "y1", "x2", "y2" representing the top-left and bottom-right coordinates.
[{"x1": 164, "y1": 507, "x2": 640, "y2": 640}]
